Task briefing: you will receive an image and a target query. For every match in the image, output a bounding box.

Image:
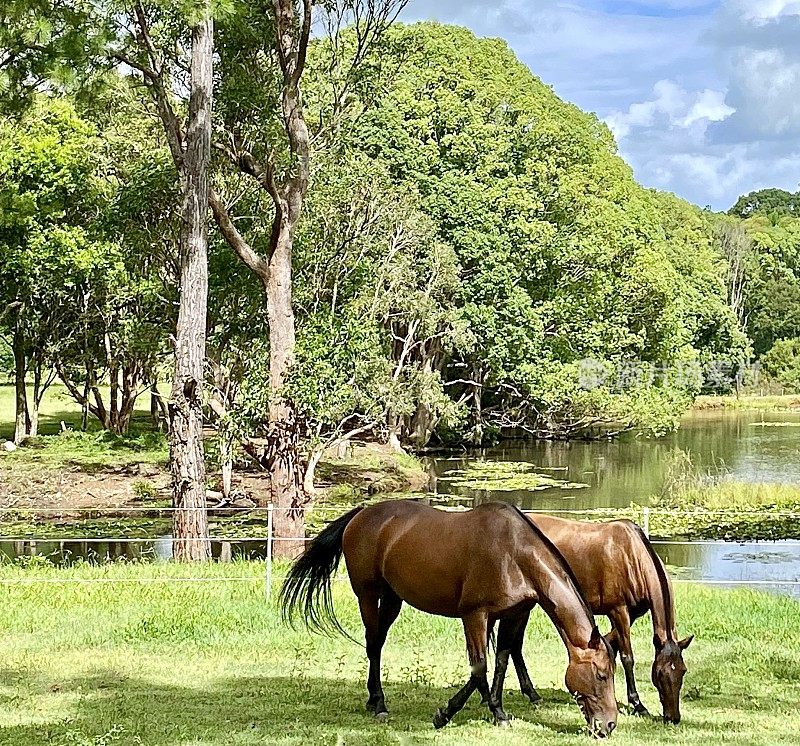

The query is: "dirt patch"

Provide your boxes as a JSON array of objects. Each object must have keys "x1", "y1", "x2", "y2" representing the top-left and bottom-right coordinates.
[{"x1": 0, "y1": 441, "x2": 429, "y2": 514}]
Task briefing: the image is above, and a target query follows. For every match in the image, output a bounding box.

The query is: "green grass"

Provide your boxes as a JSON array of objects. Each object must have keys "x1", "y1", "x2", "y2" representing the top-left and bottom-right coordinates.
[
  {"x1": 0, "y1": 383, "x2": 166, "y2": 470},
  {"x1": 0, "y1": 383, "x2": 154, "y2": 439},
  {"x1": 0, "y1": 562, "x2": 798, "y2": 745},
  {"x1": 693, "y1": 394, "x2": 800, "y2": 411},
  {"x1": 644, "y1": 478, "x2": 800, "y2": 540}
]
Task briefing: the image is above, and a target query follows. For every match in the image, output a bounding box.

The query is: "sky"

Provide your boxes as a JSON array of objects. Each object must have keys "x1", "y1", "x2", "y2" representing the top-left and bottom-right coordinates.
[{"x1": 401, "y1": 0, "x2": 800, "y2": 211}]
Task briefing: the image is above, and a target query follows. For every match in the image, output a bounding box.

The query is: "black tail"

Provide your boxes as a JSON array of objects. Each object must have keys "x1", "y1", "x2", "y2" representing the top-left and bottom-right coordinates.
[{"x1": 279, "y1": 505, "x2": 364, "y2": 639}]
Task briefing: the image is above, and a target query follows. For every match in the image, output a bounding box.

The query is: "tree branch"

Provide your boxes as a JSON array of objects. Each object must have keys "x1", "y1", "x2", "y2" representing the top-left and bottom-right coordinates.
[{"x1": 208, "y1": 189, "x2": 270, "y2": 282}]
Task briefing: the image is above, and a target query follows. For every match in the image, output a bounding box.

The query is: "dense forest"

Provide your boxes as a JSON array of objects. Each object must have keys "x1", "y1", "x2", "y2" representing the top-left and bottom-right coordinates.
[{"x1": 3, "y1": 7, "x2": 800, "y2": 548}]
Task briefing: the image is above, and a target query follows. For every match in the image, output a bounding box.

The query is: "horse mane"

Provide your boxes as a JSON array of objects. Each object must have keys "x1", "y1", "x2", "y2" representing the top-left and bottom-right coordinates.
[
  {"x1": 510, "y1": 505, "x2": 597, "y2": 631},
  {"x1": 631, "y1": 523, "x2": 675, "y2": 640}
]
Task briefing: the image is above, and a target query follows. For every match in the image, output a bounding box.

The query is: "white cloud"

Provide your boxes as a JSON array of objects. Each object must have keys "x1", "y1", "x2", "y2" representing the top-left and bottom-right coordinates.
[
  {"x1": 603, "y1": 81, "x2": 734, "y2": 141},
  {"x1": 680, "y1": 89, "x2": 736, "y2": 126},
  {"x1": 733, "y1": 0, "x2": 800, "y2": 20},
  {"x1": 708, "y1": 0, "x2": 800, "y2": 142}
]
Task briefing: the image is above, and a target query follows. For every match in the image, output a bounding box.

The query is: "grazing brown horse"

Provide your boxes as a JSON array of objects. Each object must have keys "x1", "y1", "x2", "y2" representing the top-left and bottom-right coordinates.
[
  {"x1": 500, "y1": 515, "x2": 693, "y2": 723},
  {"x1": 281, "y1": 500, "x2": 619, "y2": 737}
]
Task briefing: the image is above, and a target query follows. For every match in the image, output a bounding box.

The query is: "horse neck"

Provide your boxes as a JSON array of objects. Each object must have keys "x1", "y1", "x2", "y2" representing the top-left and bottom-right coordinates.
[
  {"x1": 641, "y1": 553, "x2": 675, "y2": 645},
  {"x1": 528, "y1": 554, "x2": 596, "y2": 652}
]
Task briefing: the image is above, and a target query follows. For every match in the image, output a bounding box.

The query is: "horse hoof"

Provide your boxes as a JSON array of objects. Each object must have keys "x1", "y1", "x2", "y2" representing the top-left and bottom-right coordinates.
[
  {"x1": 632, "y1": 705, "x2": 650, "y2": 717},
  {"x1": 524, "y1": 689, "x2": 541, "y2": 704},
  {"x1": 495, "y1": 716, "x2": 511, "y2": 728},
  {"x1": 433, "y1": 708, "x2": 450, "y2": 729},
  {"x1": 375, "y1": 711, "x2": 389, "y2": 723}
]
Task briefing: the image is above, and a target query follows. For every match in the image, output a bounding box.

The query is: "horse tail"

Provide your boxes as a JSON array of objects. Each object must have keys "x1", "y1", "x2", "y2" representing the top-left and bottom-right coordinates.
[{"x1": 279, "y1": 505, "x2": 364, "y2": 639}]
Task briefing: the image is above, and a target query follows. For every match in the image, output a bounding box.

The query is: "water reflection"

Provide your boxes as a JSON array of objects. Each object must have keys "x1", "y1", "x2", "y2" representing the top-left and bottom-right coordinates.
[
  {"x1": 428, "y1": 409, "x2": 800, "y2": 510},
  {"x1": 655, "y1": 541, "x2": 800, "y2": 598},
  {"x1": 0, "y1": 537, "x2": 267, "y2": 564}
]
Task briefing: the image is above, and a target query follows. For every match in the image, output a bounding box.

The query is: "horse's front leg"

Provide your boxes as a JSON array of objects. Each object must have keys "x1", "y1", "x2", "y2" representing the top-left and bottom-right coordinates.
[
  {"x1": 487, "y1": 615, "x2": 529, "y2": 725},
  {"x1": 608, "y1": 607, "x2": 649, "y2": 716},
  {"x1": 509, "y1": 609, "x2": 541, "y2": 704}
]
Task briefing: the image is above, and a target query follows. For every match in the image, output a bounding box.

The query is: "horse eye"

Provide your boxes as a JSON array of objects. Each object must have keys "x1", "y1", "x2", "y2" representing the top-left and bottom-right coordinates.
[{"x1": 596, "y1": 672, "x2": 608, "y2": 682}]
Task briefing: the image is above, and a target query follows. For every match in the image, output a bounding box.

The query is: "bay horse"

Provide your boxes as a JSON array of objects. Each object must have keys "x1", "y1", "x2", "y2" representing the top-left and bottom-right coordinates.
[
  {"x1": 280, "y1": 500, "x2": 619, "y2": 736},
  {"x1": 499, "y1": 515, "x2": 693, "y2": 723}
]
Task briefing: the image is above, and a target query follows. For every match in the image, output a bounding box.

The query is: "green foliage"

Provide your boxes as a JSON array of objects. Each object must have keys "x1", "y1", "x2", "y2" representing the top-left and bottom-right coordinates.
[
  {"x1": 739, "y1": 215, "x2": 800, "y2": 355},
  {"x1": 325, "y1": 23, "x2": 744, "y2": 440},
  {"x1": 729, "y1": 188, "x2": 800, "y2": 219},
  {"x1": 762, "y1": 338, "x2": 800, "y2": 391}
]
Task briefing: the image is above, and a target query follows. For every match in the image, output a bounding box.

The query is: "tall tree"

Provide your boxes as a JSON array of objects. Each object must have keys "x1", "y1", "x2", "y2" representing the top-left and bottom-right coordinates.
[
  {"x1": 210, "y1": 0, "x2": 407, "y2": 551},
  {"x1": 169, "y1": 4, "x2": 214, "y2": 561}
]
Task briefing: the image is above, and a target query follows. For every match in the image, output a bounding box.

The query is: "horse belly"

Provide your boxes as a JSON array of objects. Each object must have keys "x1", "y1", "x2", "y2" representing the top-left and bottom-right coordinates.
[{"x1": 380, "y1": 543, "x2": 464, "y2": 618}]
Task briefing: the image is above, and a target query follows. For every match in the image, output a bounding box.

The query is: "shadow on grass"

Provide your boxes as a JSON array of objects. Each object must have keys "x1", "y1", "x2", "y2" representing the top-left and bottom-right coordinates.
[
  {"x1": 0, "y1": 671, "x2": 769, "y2": 746},
  {"x1": 0, "y1": 672, "x2": 448, "y2": 745}
]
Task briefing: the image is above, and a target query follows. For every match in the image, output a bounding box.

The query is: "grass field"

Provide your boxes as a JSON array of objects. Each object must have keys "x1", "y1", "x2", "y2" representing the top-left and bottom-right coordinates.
[
  {"x1": 0, "y1": 562, "x2": 798, "y2": 746},
  {"x1": 0, "y1": 383, "x2": 156, "y2": 442}
]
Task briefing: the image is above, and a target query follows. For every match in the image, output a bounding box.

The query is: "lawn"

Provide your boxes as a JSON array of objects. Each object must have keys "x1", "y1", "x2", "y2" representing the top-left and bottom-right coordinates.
[
  {"x1": 0, "y1": 383, "x2": 155, "y2": 442},
  {"x1": 0, "y1": 562, "x2": 798, "y2": 746}
]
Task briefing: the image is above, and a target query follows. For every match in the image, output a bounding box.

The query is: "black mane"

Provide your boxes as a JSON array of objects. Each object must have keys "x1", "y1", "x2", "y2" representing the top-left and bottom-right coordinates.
[
  {"x1": 632, "y1": 524, "x2": 675, "y2": 640},
  {"x1": 510, "y1": 505, "x2": 597, "y2": 631}
]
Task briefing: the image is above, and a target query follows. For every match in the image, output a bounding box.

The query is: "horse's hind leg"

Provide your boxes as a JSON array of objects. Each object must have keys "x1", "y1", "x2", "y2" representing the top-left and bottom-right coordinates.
[
  {"x1": 434, "y1": 611, "x2": 503, "y2": 728},
  {"x1": 510, "y1": 610, "x2": 541, "y2": 704},
  {"x1": 360, "y1": 585, "x2": 402, "y2": 719}
]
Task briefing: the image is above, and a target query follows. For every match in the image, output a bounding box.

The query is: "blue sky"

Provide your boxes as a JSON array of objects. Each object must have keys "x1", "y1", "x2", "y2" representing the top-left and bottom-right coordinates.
[{"x1": 403, "y1": 1, "x2": 800, "y2": 210}]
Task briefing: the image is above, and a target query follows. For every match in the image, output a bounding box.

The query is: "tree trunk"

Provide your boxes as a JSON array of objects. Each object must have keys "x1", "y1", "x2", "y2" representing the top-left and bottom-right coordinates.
[
  {"x1": 303, "y1": 445, "x2": 325, "y2": 496},
  {"x1": 266, "y1": 225, "x2": 305, "y2": 557},
  {"x1": 12, "y1": 324, "x2": 29, "y2": 445},
  {"x1": 29, "y1": 358, "x2": 42, "y2": 439},
  {"x1": 169, "y1": 10, "x2": 213, "y2": 562},
  {"x1": 220, "y1": 430, "x2": 233, "y2": 499},
  {"x1": 386, "y1": 412, "x2": 406, "y2": 454}
]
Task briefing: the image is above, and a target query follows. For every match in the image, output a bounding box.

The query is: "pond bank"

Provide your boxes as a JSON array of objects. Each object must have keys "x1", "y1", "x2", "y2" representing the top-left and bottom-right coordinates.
[
  {"x1": 693, "y1": 393, "x2": 800, "y2": 411},
  {"x1": 0, "y1": 432, "x2": 429, "y2": 543}
]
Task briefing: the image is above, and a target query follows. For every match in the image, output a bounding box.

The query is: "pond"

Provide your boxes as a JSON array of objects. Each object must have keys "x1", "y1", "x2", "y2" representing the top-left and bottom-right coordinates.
[
  {"x1": 424, "y1": 408, "x2": 800, "y2": 597},
  {"x1": 427, "y1": 408, "x2": 800, "y2": 510},
  {"x1": 2, "y1": 410, "x2": 799, "y2": 596}
]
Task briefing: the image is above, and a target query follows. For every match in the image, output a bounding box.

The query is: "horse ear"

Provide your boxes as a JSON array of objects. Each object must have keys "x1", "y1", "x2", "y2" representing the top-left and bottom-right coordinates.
[
  {"x1": 679, "y1": 635, "x2": 694, "y2": 651},
  {"x1": 589, "y1": 627, "x2": 603, "y2": 650}
]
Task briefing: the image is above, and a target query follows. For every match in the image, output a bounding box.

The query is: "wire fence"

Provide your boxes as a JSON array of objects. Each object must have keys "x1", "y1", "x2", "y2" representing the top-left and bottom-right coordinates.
[{"x1": 1, "y1": 502, "x2": 799, "y2": 594}]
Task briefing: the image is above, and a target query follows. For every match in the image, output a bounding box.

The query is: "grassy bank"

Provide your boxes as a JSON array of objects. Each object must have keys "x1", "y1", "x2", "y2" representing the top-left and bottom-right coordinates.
[
  {"x1": 0, "y1": 383, "x2": 429, "y2": 534},
  {"x1": 0, "y1": 561, "x2": 798, "y2": 746},
  {"x1": 693, "y1": 393, "x2": 800, "y2": 411},
  {"x1": 646, "y1": 478, "x2": 800, "y2": 540}
]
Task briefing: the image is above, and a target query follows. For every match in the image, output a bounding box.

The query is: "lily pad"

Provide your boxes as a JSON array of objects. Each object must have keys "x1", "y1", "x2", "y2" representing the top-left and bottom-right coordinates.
[{"x1": 441, "y1": 461, "x2": 589, "y2": 492}]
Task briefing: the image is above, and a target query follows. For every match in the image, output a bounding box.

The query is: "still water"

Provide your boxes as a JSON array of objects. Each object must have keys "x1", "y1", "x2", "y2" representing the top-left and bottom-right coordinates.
[
  {"x1": 2, "y1": 410, "x2": 799, "y2": 595},
  {"x1": 425, "y1": 409, "x2": 800, "y2": 596},
  {"x1": 428, "y1": 409, "x2": 800, "y2": 510}
]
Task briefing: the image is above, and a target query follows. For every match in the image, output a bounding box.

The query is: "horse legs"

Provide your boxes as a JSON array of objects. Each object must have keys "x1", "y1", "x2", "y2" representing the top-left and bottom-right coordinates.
[
  {"x1": 487, "y1": 615, "x2": 529, "y2": 724},
  {"x1": 359, "y1": 585, "x2": 403, "y2": 718},
  {"x1": 509, "y1": 610, "x2": 541, "y2": 704},
  {"x1": 434, "y1": 611, "x2": 501, "y2": 728},
  {"x1": 608, "y1": 606, "x2": 649, "y2": 716}
]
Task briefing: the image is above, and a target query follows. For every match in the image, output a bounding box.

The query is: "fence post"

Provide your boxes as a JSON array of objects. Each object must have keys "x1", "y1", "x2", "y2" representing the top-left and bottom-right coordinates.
[
  {"x1": 265, "y1": 502, "x2": 274, "y2": 601},
  {"x1": 642, "y1": 507, "x2": 650, "y2": 538}
]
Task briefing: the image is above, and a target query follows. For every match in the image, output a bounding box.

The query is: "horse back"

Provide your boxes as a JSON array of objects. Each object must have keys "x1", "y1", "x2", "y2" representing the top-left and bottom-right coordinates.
[
  {"x1": 342, "y1": 500, "x2": 538, "y2": 618},
  {"x1": 532, "y1": 515, "x2": 652, "y2": 616}
]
